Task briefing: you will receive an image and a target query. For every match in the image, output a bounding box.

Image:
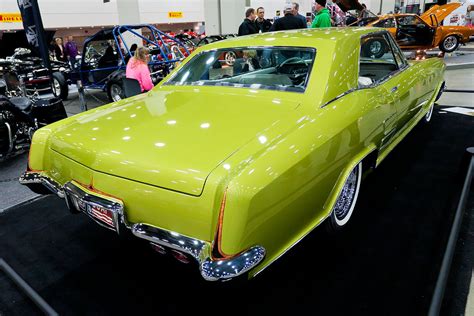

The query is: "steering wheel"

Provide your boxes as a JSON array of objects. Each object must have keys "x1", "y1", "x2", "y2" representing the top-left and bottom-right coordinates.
[{"x1": 277, "y1": 57, "x2": 308, "y2": 70}]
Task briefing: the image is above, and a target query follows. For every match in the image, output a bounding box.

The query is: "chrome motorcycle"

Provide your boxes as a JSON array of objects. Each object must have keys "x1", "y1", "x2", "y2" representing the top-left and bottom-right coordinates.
[{"x1": 0, "y1": 49, "x2": 67, "y2": 161}]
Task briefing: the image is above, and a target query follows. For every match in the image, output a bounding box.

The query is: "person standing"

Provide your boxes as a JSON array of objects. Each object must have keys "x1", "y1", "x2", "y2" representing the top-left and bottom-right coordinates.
[
  {"x1": 53, "y1": 37, "x2": 67, "y2": 62},
  {"x1": 292, "y1": 2, "x2": 307, "y2": 28},
  {"x1": 255, "y1": 7, "x2": 272, "y2": 33},
  {"x1": 269, "y1": 4, "x2": 306, "y2": 31},
  {"x1": 311, "y1": 0, "x2": 331, "y2": 28},
  {"x1": 238, "y1": 8, "x2": 258, "y2": 36},
  {"x1": 64, "y1": 36, "x2": 79, "y2": 68}
]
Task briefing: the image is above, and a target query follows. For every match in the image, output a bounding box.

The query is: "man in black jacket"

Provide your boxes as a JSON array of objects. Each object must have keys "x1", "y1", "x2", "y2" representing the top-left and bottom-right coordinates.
[
  {"x1": 255, "y1": 7, "x2": 272, "y2": 33},
  {"x1": 269, "y1": 4, "x2": 306, "y2": 31},
  {"x1": 238, "y1": 8, "x2": 258, "y2": 36}
]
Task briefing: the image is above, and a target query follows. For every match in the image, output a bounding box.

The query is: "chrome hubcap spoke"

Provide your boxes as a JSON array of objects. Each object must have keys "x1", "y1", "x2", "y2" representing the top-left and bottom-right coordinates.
[
  {"x1": 444, "y1": 37, "x2": 457, "y2": 50},
  {"x1": 334, "y1": 167, "x2": 358, "y2": 221}
]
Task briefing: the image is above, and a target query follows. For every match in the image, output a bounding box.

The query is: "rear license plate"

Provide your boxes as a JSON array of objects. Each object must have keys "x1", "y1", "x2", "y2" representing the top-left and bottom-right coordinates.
[{"x1": 86, "y1": 204, "x2": 117, "y2": 230}]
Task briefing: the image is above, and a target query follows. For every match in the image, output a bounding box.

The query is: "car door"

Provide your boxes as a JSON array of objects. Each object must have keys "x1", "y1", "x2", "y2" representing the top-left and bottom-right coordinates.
[
  {"x1": 384, "y1": 33, "x2": 420, "y2": 127},
  {"x1": 396, "y1": 15, "x2": 435, "y2": 48},
  {"x1": 358, "y1": 32, "x2": 405, "y2": 150}
]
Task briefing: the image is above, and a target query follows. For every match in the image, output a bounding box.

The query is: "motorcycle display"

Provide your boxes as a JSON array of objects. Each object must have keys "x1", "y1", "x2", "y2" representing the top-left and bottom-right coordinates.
[{"x1": 0, "y1": 48, "x2": 67, "y2": 161}]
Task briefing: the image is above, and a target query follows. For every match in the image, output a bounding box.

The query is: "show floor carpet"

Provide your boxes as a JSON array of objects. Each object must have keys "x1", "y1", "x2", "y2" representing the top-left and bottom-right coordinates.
[{"x1": 0, "y1": 109, "x2": 473, "y2": 315}]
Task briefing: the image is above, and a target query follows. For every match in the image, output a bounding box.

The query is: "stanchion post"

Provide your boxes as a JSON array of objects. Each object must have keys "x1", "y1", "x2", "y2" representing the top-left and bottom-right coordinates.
[
  {"x1": 428, "y1": 147, "x2": 474, "y2": 316},
  {"x1": 76, "y1": 80, "x2": 88, "y2": 112}
]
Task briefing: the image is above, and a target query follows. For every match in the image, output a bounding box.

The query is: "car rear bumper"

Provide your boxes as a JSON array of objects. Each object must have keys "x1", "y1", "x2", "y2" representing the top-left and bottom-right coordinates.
[{"x1": 19, "y1": 171, "x2": 266, "y2": 281}]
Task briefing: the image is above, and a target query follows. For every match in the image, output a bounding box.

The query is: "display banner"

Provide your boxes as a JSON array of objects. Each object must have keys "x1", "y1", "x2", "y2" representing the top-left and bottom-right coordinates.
[
  {"x1": 168, "y1": 11, "x2": 183, "y2": 18},
  {"x1": 0, "y1": 13, "x2": 22, "y2": 23},
  {"x1": 444, "y1": 0, "x2": 474, "y2": 26},
  {"x1": 16, "y1": 0, "x2": 51, "y2": 70}
]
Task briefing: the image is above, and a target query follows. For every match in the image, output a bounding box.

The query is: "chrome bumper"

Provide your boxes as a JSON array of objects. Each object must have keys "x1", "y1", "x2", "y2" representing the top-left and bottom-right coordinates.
[
  {"x1": 19, "y1": 171, "x2": 266, "y2": 281},
  {"x1": 19, "y1": 171, "x2": 65, "y2": 198},
  {"x1": 131, "y1": 223, "x2": 266, "y2": 281}
]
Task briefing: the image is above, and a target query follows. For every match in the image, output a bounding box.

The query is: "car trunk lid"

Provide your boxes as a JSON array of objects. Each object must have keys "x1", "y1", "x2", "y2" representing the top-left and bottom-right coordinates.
[
  {"x1": 420, "y1": 3, "x2": 462, "y2": 26},
  {"x1": 49, "y1": 88, "x2": 300, "y2": 196}
]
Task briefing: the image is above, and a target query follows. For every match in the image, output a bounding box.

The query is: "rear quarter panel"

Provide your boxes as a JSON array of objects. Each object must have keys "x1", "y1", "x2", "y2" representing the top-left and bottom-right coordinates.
[
  {"x1": 436, "y1": 26, "x2": 474, "y2": 44},
  {"x1": 217, "y1": 89, "x2": 386, "y2": 275}
]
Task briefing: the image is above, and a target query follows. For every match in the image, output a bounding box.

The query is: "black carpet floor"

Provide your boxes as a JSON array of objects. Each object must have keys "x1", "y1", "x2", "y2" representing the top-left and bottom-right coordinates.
[{"x1": 0, "y1": 109, "x2": 473, "y2": 316}]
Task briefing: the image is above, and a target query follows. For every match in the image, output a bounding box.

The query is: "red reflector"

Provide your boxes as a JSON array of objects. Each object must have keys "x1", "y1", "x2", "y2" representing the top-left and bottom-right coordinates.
[{"x1": 167, "y1": 54, "x2": 173, "y2": 59}]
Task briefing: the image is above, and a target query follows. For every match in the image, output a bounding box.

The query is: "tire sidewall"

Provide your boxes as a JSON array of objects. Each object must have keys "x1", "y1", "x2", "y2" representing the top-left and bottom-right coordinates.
[
  {"x1": 52, "y1": 72, "x2": 69, "y2": 100},
  {"x1": 363, "y1": 38, "x2": 387, "y2": 59}
]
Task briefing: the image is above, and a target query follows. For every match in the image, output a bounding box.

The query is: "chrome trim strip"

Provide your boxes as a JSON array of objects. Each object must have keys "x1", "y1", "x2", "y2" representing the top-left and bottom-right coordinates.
[
  {"x1": 20, "y1": 171, "x2": 266, "y2": 281},
  {"x1": 131, "y1": 223, "x2": 266, "y2": 281}
]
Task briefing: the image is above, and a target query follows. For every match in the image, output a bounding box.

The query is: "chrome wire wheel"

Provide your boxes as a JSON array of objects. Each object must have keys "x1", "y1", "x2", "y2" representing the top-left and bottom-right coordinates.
[
  {"x1": 441, "y1": 35, "x2": 459, "y2": 52},
  {"x1": 326, "y1": 162, "x2": 362, "y2": 232},
  {"x1": 110, "y1": 83, "x2": 123, "y2": 102}
]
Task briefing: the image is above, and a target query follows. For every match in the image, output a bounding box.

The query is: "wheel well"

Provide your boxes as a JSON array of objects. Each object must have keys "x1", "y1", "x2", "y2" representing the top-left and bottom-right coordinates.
[
  {"x1": 444, "y1": 33, "x2": 462, "y2": 41},
  {"x1": 361, "y1": 149, "x2": 378, "y2": 174}
]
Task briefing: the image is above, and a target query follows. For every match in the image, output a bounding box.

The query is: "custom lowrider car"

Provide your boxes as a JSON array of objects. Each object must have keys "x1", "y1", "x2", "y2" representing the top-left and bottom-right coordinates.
[
  {"x1": 368, "y1": 3, "x2": 474, "y2": 53},
  {"x1": 20, "y1": 28, "x2": 445, "y2": 281}
]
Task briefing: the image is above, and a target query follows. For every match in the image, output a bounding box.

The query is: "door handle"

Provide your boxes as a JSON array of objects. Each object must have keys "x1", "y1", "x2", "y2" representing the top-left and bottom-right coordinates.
[{"x1": 391, "y1": 85, "x2": 399, "y2": 93}]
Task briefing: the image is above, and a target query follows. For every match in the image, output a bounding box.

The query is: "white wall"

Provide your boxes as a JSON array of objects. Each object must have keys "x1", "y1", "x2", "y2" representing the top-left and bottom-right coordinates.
[
  {"x1": 0, "y1": 0, "x2": 205, "y2": 30},
  {"x1": 365, "y1": 0, "x2": 397, "y2": 14},
  {"x1": 221, "y1": 0, "x2": 246, "y2": 34},
  {"x1": 139, "y1": 0, "x2": 205, "y2": 25}
]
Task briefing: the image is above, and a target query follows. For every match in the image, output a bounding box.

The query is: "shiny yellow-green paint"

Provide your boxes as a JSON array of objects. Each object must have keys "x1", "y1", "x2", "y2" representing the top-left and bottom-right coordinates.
[{"x1": 27, "y1": 28, "x2": 445, "y2": 277}]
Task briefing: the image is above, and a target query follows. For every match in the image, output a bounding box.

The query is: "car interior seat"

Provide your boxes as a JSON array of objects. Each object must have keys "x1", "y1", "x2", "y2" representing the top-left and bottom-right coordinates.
[{"x1": 122, "y1": 78, "x2": 142, "y2": 98}]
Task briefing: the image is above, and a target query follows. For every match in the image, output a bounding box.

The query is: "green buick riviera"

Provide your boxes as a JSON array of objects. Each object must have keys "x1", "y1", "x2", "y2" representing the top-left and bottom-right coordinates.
[{"x1": 20, "y1": 28, "x2": 445, "y2": 281}]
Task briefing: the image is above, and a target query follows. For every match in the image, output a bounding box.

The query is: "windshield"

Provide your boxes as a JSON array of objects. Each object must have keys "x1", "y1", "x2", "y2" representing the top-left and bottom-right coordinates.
[{"x1": 164, "y1": 47, "x2": 316, "y2": 93}]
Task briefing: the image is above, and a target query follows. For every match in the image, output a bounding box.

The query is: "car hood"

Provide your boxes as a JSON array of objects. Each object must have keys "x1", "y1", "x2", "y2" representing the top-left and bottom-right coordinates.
[
  {"x1": 49, "y1": 88, "x2": 300, "y2": 196},
  {"x1": 420, "y1": 3, "x2": 462, "y2": 26}
]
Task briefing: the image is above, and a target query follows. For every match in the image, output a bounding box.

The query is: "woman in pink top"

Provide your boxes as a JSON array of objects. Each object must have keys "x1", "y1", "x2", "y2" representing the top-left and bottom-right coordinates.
[{"x1": 126, "y1": 47, "x2": 154, "y2": 92}]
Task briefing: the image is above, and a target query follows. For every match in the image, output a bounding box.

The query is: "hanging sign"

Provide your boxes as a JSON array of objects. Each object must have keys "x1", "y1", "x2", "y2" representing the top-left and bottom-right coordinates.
[
  {"x1": 0, "y1": 13, "x2": 22, "y2": 23},
  {"x1": 168, "y1": 11, "x2": 183, "y2": 18},
  {"x1": 17, "y1": 0, "x2": 51, "y2": 70}
]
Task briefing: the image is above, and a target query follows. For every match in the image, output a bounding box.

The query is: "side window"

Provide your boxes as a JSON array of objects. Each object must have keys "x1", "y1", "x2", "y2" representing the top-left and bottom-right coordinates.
[
  {"x1": 397, "y1": 15, "x2": 424, "y2": 26},
  {"x1": 387, "y1": 33, "x2": 408, "y2": 69},
  {"x1": 373, "y1": 18, "x2": 395, "y2": 28},
  {"x1": 359, "y1": 33, "x2": 399, "y2": 87}
]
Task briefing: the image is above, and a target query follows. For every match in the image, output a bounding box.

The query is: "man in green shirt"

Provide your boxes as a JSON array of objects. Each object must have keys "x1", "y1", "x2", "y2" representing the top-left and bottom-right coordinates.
[{"x1": 311, "y1": 0, "x2": 331, "y2": 28}]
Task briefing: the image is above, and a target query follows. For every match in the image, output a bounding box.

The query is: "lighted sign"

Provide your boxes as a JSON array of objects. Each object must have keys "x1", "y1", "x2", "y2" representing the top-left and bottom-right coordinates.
[
  {"x1": 0, "y1": 13, "x2": 22, "y2": 23},
  {"x1": 168, "y1": 11, "x2": 183, "y2": 18}
]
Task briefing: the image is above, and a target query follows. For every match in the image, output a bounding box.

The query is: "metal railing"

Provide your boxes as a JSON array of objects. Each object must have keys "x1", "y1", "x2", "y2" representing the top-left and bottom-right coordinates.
[
  {"x1": 428, "y1": 147, "x2": 474, "y2": 316},
  {"x1": 0, "y1": 258, "x2": 58, "y2": 316}
]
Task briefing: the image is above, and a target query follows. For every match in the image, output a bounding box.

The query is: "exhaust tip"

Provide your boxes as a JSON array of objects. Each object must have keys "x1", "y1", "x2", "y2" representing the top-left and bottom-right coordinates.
[
  {"x1": 171, "y1": 250, "x2": 191, "y2": 264},
  {"x1": 150, "y1": 242, "x2": 167, "y2": 255}
]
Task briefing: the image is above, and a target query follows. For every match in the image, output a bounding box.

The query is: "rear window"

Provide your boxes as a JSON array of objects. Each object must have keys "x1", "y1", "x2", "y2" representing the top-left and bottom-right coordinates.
[{"x1": 164, "y1": 47, "x2": 316, "y2": 93}]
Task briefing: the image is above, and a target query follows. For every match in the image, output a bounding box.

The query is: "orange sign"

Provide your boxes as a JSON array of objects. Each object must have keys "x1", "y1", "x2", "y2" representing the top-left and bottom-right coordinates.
[
  {"x1": 0, "y1": 13, "x2": 22, "y2": 23},
  {"x1": 168, "y1": 11, "x2": 183, "y2": 18}
]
